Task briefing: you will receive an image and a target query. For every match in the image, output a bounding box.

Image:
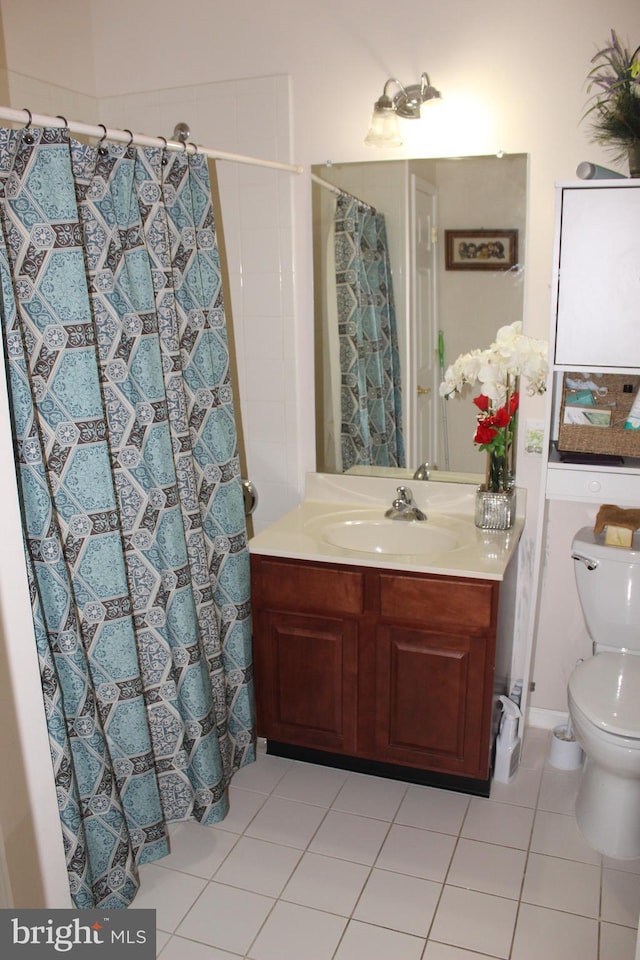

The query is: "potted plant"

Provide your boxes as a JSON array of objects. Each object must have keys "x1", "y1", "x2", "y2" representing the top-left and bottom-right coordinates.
[
  {"x1": 440, "y1": 322, "x2": 548, "y2": 529},
  {"x1": 584, "y1": 29, "x2": 640, "y2": 176}
]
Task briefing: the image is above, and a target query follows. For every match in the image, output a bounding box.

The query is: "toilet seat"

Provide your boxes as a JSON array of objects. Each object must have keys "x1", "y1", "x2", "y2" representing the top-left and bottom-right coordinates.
[{"x1": 569, "y1": 653, "x2": 640, "y2": 739}]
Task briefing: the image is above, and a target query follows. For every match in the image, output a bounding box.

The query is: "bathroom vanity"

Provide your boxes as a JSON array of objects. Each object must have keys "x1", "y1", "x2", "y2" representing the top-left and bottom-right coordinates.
[{"x1": 249, "y1": 473, "x2": 523, "y2": 795}]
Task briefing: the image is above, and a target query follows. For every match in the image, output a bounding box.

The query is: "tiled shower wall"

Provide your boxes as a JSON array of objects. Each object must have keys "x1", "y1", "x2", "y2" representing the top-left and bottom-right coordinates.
[{"x1": 3, "y1": 70, "x2": 300, "y2": 533}]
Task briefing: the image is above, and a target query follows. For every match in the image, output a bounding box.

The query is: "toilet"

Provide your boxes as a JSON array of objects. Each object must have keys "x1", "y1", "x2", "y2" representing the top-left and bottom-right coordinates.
[{"x1": 568, "y1": 526, "x2": 640, "y2": 859}]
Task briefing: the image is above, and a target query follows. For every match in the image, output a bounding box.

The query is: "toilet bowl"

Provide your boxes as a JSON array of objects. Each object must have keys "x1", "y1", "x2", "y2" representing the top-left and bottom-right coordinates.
[{"x1": 568, "y1": 527, "x2": 640, "y2": 859}]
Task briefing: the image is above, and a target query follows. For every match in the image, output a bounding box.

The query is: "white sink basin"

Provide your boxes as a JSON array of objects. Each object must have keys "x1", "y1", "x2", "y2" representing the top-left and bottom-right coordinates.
[{"x1": 323, "y1": 519, "x2": 459, "y2": 555}]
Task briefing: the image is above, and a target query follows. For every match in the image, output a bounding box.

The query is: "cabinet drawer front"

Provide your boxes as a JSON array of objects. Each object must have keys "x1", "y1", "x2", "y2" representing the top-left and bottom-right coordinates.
[
  {"x1": 546, "y1": 464, "x2": 640, "y2": 505},
  {"x1": 379, "y1": 574, "x2": 495, "y2": 631},
  {"x1": 253, "y1": 558, "x2": 364, "y2": 616}
]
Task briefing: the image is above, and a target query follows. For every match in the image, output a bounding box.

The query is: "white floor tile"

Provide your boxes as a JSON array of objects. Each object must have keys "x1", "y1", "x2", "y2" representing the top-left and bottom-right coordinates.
[
  {"x1": 353, "y1": 867, "x2": 441, "y2": 937},
  {"x1": 332, "y1": 771, "x2": 408, "y2": 820},
  {"x1": 519, "y1": 727, "x2": 550, "y2": 769},
  {"x1": 601, "y1": 867, "x2": 640, "y2": 927},
  {"x1": 395, "y1": 785, "x2": 469, "y2": 835},
  {"x1": 446, "y1": 838, "x2": 526, "y2": 899},
  {"x1": 230, "y1": 752, "x2": 292, "y2": 794},
  {"x1": 134, "y1": 864, "x2": 207, "y2": 933},
  {"x1": 536, "y1": 765, "x2": 582, "y2": 815},
  {"x1": 212, "y1": 836, "x2": 302, "y2": 896},
  {"x1": 375, "y1": 823, "x2": 456, "y2": 882},
  {"x1": 461, "y1": 797, "x2": 534, "y2": 849},
  {"x1": 215, "y1": 786, "x2": 267, "y2": 834},
  {"x1": 281, "y1": 851, "x2": 370, "y2": 915},
  {"x1": 162, "y1": 823, "x2": 237, "y2": 878},
  {"x1": 156, "y1": 930, "x2": 171, "y2": 955},
  {"x1": 489, "y1": 764, "x2": 542, "y2": 808},
  {"x1": 244, "y1": 795, "x2": 327, "y2": 848},
  {"x1": 272, "y1": 761, "x2": 349, "y2": 806},
  {"x1": 430, "y1": 886, "x2": 518, "y2": 958},
  {"x1": 160, "y1": 935, "x2": 240, "y2": 959},
  {"x1": 334, "y1": 919, "x2": 425, "y2": 960},
  {"x1": 309, "y1": 810, "x2": 390, "y2": 865},
  {"x1": 603, "y1": 855, "x2": 640, "y2": 875},
  {"x1": 521, "y1": 852, "x2": 600, "y2": 917},
  {"x1": 176, "y1": 881, "x2": 274, "y2": 954},
  {"x1": 530, "y1": 810, "x2": 602, "y2": 864},
  {"x1": 247, "y1": 900, "x2": 347, "y2": 960},
  {"x1": 423, "y1": 943, "x2": 496, "y2": 960},
  {"x1": 511, "y1": 903, "x2": 598, "y2": 960},
  {"x1": 599, "y1": 921, "x2": 638, "y2": 960}
]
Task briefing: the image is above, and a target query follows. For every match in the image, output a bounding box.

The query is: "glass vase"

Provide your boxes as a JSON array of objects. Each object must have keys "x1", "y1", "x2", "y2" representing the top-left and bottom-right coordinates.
[{"x1": 474, "y1": 484, "x2": 516, "y2": 530}]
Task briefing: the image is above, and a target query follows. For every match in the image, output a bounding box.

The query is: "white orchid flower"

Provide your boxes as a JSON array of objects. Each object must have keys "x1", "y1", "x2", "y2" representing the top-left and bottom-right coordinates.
[{"x1": 439, "y1": 321, "x2": 548, "y2": 405}]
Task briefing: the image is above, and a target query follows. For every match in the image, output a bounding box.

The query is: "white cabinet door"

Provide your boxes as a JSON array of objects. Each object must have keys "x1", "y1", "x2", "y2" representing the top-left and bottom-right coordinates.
[{"x1": 555, "y1": 185, "x2": 640, "y2": 367}]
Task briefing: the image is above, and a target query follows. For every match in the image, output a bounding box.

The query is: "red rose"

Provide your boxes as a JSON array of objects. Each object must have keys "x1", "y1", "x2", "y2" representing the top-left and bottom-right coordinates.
[
  {"x1": 493, "y1": 406, "x2": 511, "y2": 428},
  {"x1": 473, "y1": 394, "x2": 490, "y2": 411},
  {"x1": 474, "y1": 421, "x2": 497, "y2": 444},
  {"x1": 509, "y1": 392, "x2": 520, "y2": 414}
]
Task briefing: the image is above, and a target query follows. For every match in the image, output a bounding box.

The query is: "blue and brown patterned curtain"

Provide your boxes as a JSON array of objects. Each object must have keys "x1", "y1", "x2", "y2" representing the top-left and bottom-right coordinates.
[
  {"x1": 0, "y1": 126, "x2": 254, "y2": 908},
  {"x1": 334, "y1": 194, "x2": 404, "y2": 471}
]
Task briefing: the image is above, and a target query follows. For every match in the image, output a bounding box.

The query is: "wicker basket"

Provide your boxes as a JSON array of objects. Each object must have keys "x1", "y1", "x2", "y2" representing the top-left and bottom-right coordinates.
[{"x1": 557, "y1": 373, "x2": 640, "y2": 458}]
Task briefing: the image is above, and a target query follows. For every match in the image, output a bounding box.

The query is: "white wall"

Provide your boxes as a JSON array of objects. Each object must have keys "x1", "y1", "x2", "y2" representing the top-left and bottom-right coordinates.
[{"x1": 1, "y1": 0, "x2": 639, "y2": 904}]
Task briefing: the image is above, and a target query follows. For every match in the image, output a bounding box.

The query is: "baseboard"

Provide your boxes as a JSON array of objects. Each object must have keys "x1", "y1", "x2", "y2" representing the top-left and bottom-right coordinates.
[{"x1": 527, "y1": 707, "x2": 568, "y2": 730}]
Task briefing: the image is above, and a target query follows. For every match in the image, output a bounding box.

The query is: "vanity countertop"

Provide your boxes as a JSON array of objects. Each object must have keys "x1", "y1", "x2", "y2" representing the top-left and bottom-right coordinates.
[{"x1": 249, "y1": 472, "x2": 525, "y2": 581}]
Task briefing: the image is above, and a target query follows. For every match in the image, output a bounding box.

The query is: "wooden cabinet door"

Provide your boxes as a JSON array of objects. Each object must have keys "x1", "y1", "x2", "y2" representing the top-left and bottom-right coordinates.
[
  {"x1": 374, "y1": 623, "x2": 491, "y2": 779},
  {"x1": 254, "y1": 609, "x2": 359, "y2": 754}
]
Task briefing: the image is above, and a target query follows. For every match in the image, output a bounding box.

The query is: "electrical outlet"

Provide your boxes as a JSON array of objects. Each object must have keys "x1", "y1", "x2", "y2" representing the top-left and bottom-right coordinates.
[{"x1": 524, "y1": 420, "x2": 545, "y2": 454}]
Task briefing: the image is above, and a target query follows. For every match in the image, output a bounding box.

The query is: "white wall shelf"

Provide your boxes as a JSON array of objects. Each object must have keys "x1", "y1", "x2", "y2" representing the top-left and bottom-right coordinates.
[{"x1": 545, "y1": 181, "x2": 640, "y2": 503}]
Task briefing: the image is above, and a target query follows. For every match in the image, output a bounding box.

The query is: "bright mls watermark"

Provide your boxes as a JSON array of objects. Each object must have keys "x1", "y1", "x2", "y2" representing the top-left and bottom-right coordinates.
[{"x1": 0, "y1": 910, "x2": 155, "y2": 958}]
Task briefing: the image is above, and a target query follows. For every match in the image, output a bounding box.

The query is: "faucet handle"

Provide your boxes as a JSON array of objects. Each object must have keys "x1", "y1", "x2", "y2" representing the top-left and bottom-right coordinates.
[{"x1": 396, "y1": 486, "x2": 414, "y2": 504}]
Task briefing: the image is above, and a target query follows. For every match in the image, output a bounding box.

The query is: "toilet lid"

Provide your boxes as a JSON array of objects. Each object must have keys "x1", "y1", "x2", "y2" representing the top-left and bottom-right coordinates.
[{"x1": 569, "y1": 653, "x2": 640, "y2": 738}]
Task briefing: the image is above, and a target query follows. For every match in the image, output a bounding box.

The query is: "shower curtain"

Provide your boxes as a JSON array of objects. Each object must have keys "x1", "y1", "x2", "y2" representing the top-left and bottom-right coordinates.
[
  {"x1": 333, "y1": 193, "x2": 404, "y2": 471},
  {"x1": 0, "y1": 126, "x2": 254, "y2": 908}
]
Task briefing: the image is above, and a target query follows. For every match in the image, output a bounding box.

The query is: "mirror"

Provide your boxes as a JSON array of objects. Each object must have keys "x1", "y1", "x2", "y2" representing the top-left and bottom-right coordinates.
[{"x1": 312, "y1": 154, "x2": 527, "y2": 479}]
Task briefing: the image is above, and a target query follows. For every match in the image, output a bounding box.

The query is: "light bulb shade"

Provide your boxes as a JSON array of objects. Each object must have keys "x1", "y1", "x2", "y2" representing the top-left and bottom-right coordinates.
[{"x1": 364, "y1": 106, "x2": 403, "y2": 147}]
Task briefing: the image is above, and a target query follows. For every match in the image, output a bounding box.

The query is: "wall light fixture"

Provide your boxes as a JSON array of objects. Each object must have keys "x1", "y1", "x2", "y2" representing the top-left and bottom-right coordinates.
[{"x1": 364, "y1": 72, "x2": 442, "y2": 147}]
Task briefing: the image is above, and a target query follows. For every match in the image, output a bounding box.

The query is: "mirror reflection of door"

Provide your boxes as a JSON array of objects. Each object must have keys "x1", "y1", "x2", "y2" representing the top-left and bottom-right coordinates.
[{"x1": 410, "y1": 175, "x2": 438, "y2": 469}]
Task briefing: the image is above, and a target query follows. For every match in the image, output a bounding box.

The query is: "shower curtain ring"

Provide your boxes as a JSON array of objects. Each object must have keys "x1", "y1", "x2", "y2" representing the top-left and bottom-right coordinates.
[
  {"x1": 97, "y1": 124, "x2": 108, "y2": 155},
  {"x1": 157, "y1": 136, "x2": 169, "y2": 165},
  {"x1": 56, "y1": 115, "x2": 68, "y2": 128},
  {"x1": 124, "y1": 129, "x2": 134, "y2": 148},
  {"x1": 21, "y1": 108, "x2": 34, "y2": 144}
]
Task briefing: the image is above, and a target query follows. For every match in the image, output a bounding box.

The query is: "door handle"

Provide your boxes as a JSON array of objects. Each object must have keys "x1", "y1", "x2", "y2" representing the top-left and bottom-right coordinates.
[{"x1": 417, "y1": 385, "x2": 431, "y2": 396}]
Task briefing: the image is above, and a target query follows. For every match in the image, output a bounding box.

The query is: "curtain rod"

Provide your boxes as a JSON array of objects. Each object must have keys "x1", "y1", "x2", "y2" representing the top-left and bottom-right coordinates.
[
  {"x1": 0, "y1": 105, "x2": 304, "y2": 175},
  {"x1": 311, "y1": 173, "x2": 376, "y2": 213}
]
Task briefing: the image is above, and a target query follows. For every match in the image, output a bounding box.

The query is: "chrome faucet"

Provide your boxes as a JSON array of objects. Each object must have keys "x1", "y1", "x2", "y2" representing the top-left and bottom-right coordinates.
[
  {"x1": 412, "y1": 461, "x2": 430, "y2": 481},
  {"x1": 385, "y1": 486, "x2": 427, "y2": 522}
]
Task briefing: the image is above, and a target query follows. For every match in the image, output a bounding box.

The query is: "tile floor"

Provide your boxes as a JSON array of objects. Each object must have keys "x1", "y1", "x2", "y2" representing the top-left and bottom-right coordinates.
[{"x1": 135, "y1": 728, "x2": 640, "y2": 960}]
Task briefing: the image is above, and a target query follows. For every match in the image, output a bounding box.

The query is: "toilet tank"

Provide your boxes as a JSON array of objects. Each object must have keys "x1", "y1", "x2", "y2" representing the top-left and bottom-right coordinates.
[{"x1": 572, "y1": 527, "x2": 640, "y2": 652}]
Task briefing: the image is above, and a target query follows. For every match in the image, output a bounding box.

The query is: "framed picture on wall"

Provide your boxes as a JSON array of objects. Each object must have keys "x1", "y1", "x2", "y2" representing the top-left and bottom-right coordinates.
[{"x1": 445, "y1": 229, "x2": 518, "y2": 271}]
